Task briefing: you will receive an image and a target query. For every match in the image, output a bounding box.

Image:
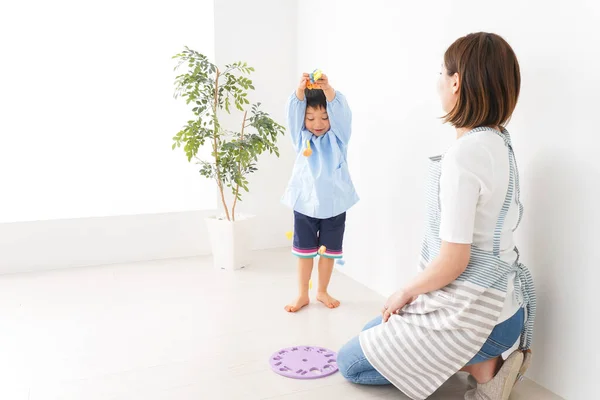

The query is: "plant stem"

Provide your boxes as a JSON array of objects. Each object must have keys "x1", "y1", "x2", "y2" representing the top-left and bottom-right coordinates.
[
  {"x1": 231, "y1": 110, "x2": 247, "y2": 222},
  {"x1": 213, "y1": 67, "x2": 231, "y2": 221}
]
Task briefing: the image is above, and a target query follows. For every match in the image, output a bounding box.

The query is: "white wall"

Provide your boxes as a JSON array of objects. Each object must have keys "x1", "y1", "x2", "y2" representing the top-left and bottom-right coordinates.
[
  {"x1": 0, "y1": 0, "x2": 215, "y2": 223},
  {"x1": 214, "y1": 0, "x2": 298, "y2": 250},
  {"x1": 0, "y1": 0, "x2": 299, "y2": 274},
  {"x1": 297, "y1": 0, "x2": 599, "y2": 398},
  {"x1": 0, "y1": 0, "x2": 219, "y2": 273}
]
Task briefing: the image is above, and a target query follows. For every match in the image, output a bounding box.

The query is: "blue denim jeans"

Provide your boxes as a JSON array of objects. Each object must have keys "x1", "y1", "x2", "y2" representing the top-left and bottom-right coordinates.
[{"x1": 337, "y1": 307, "x2": 525, "y2": 385}]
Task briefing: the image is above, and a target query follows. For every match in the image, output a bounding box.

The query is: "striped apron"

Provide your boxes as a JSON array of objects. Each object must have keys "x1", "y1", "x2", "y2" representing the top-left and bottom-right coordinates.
[{"x1": 359, "y1": 127, "x2": 536, "y2": 399}]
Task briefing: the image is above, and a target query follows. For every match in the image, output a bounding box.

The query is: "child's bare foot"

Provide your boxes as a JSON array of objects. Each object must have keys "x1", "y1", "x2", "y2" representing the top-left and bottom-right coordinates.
[
  {"x1": 284, "y1": 295, "x2": 310, "y2": 313},
  {"x1": 317, "y1": 292, "x2": 340, "y2": 309}
]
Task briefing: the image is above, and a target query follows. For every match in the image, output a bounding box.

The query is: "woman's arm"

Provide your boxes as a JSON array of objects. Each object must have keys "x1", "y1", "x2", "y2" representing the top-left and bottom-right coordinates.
[
  {"x1": 383, "y1": 141, "x2": 491, "y2": 322},
  {"x1": 405, "y1": 241, "x2": 471, "y2": 297},
  {"x1": 382, "y1": 242, "x2": 470, "y2": 322},
  {"x1": 413, "y1": 140, "x2": 491, "y2": 295}
]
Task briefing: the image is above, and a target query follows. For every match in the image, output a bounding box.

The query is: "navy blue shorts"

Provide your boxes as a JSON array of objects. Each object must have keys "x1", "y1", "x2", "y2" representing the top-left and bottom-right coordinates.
[{"x1": 292, "y1": 211, "x2": 346, "y2": 259}]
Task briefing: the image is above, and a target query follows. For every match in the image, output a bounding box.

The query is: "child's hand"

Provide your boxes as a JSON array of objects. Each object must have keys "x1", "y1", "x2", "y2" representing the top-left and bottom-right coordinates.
[
  {"x1": 298, "y1": 73, "x2": 310, "y2": 90},
  {"x1": 315, "y1": 73, "x2": 335, "y2": 102},
  {"x1": 315, "y1": 73, "x2": 332, "y2": 91},
  {"x1": 296, "y1": 73, "x2": 310, "y2": 101}
]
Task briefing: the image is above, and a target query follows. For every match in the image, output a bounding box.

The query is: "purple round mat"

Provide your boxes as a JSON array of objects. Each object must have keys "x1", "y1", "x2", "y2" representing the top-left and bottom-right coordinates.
[{"x1": 269, "y1": 346, "x2": 338, "y2": 379}]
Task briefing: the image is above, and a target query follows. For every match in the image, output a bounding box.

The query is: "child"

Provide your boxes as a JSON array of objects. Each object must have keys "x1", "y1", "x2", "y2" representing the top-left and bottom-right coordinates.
[{"x1": 281, "y1": 73, "x2": 359, "y2": 313}]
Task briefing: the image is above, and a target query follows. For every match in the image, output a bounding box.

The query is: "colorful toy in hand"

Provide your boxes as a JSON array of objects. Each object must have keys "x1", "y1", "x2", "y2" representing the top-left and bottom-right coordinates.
[
  {"x1": 306, "y1": 69, "x2": 323, "y2": 90},
  {"x1": 303, "y1": 140, "x2": 312, "y2": 157}
]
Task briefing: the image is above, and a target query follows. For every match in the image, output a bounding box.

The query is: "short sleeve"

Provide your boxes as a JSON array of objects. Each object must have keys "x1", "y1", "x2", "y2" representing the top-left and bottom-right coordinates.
[{"x1": 439, "y1": 140, "x2": 492, "y2": 244}]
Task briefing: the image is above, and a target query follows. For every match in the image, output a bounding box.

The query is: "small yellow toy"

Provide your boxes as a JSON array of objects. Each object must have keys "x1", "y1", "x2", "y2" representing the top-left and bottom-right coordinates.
[
  {"x1": 318, "y1": 245, "x2": 326, "y2": 255},
  {"x1": 306, "y1": 69, "x2": 323, "y2": 89},
  {"x1": 285, "y1": 231, "x2": 293, "y2": 240},
  {"x1": 309, "y1": 279, "x2": 313, "y2": 290},
  {"x1": 302, "y1": 140, "x2": 312, "y2": 157}
]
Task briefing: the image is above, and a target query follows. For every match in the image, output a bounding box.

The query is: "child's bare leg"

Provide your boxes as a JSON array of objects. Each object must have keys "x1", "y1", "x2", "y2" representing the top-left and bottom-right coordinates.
[
  {"x1": 285, "y1": 258, "x2": 313, "y2": 312},
  {"x1": 316, "y1": 257, "x2": 340, "y2": 308}
]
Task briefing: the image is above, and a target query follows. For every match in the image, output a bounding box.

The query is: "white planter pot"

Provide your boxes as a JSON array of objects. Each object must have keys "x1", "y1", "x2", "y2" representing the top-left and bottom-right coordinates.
[{"x1": 205, "y1": 214, "x2": 254, "y2": 270}]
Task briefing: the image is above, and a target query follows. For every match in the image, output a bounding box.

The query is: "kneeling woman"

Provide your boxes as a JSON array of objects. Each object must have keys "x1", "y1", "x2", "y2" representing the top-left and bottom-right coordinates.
[{"x1": 337, "y1": 32, "x2": 536, "y2": 400}]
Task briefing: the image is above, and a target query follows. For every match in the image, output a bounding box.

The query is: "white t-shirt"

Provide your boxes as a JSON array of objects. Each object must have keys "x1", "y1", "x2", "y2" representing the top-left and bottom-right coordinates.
[{"x1": 439, "y1": 130, "x2": 521, "y2": 323}]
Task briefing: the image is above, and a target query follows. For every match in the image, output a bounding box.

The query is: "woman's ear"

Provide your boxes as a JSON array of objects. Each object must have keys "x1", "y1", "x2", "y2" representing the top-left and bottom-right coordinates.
[{"x1": 452, "y1": 72, "x2": 460, "y2": 95}]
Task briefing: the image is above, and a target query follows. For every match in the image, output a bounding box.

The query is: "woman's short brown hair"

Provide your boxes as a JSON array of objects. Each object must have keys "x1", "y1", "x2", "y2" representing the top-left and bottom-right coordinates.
[{"x1": 443, "y1": 32, "x2": 520, "y2": 129}]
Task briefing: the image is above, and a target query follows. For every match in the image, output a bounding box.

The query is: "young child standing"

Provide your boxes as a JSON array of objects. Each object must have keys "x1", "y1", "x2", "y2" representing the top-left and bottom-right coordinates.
[{"x1": 281, "y1": 73, "x2": 359, "y2": 312}]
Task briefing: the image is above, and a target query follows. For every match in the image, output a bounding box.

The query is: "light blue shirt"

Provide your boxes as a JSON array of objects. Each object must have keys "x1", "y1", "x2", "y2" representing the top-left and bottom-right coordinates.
[{"x1": 281, "y1": 91, "x2": 359, "y2": 219}]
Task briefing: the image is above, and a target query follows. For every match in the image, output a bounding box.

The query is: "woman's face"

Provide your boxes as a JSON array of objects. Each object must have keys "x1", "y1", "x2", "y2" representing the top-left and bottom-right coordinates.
[{"x1": 437, "y1": 63, "x2": 460, "y2": 114}]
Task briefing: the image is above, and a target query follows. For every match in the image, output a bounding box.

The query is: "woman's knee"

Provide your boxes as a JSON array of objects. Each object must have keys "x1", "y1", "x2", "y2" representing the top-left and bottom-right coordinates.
[
  {"x1": 337, "y1": 336, "x2": 364, "y2": 382},
  {"x1": 339, "y1": 361, "x2": 360, "y2": 383},
  {"x1": 337, "y1": 341, "x2": 353, "y2": 375},
  {"x1": 362, "y1": 315, "x2": 383, "y2": 331}
]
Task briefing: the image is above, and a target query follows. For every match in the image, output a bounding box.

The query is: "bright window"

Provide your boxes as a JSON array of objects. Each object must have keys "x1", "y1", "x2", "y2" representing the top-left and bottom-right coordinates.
[{"x1": 0, "y1": 0, "x2": 216, "y2": 222}]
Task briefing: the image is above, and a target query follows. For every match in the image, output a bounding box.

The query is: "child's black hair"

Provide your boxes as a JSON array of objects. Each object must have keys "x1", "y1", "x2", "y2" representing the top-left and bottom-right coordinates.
[{"x1": 304, "y1": 88, "x2": 327, "y2": 110}]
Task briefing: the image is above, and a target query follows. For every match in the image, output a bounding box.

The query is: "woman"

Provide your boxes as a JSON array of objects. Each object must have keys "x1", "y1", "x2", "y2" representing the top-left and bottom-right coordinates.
[{"x1": 336, "y1": 32, "x2": 536, "y2": 400}]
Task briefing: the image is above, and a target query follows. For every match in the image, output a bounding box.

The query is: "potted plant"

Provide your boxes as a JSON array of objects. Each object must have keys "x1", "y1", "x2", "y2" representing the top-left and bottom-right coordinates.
[{"x1": 172, "y1": 47, "x2": 285, "y2": 270}]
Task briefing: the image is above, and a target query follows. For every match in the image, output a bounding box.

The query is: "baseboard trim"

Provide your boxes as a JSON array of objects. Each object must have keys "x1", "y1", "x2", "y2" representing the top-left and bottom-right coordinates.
[{"x1": 0, "y1": 211, "x2": 216, "y2": 275}]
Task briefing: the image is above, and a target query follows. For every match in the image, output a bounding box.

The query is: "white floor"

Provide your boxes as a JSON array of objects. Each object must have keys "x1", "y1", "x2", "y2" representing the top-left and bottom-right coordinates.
[{"x1": 0, "y1": 248, "x2": 562, "y2": 400}]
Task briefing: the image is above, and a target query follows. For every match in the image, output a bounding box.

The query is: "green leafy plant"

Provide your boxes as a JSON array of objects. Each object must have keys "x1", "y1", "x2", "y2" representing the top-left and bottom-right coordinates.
[{"x1": 172, "y1": 47, "x2": 285, "y2": 221}]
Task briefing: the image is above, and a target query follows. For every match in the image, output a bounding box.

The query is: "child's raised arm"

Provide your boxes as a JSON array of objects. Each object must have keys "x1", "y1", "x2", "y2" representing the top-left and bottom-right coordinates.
[
  {"x1": 319, "y1": 74, "x2": 352, "y2": 145},
  {"x1": 286, "y1": 74, "x2": 309, "y2": 152}
]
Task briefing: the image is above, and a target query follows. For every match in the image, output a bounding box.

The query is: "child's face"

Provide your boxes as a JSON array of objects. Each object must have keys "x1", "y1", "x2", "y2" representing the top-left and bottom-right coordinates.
[{"x1": 305, "y1": 106, "x2": 330, "y2": 136}]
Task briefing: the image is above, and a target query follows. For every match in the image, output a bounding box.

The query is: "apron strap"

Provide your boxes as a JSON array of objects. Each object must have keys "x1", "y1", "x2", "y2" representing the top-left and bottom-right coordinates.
[
  {"x1": 493, "y1": 132, "x2": 515, "y2": 257},
  {"x1": 502, "y1": 129, "x2": 525, "y2": 231},
  {"x1": 502, "y1": 131, "x2": 535, "y2": 350},
  {"x1": 464, "y1": 127, "x2": 535, "y2": 350},
  {"x1": 513, "y1": 247, "x2": 537, "y2": 350},
  {"x1": 466, "y1": 127, "x2": 514, "y2": 257},
  {"x1": 465, "y1": 127, "x2": 524, "y2": 256}
]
